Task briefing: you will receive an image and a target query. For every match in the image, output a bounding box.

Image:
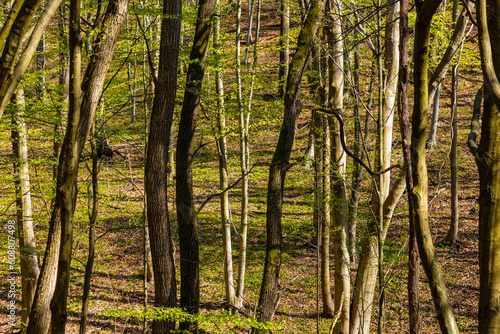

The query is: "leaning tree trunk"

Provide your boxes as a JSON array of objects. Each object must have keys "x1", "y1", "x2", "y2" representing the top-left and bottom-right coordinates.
[
  {"x1": 11, "y1": 87, "x2": 39, "y2": 325},
  {"x1": 175, "y1": 0, "x2": 214, "y2": 331},
  {"x1": 0, "y1": 0, "x2": 63, "y2": 119},
  {"x1": 253, "y1": 0, "x2": 325, "y2": 331},
  {"x1": 475, "y1": 0, "x2": 500, "y2": 331},
  {"x1": 412, "y1": 0, "x2": 460, "y2": 332},
  {"x1": 145, "y1": 0, "x2": 182, "y2": 331},
  {"x1": 47, "y1": 0, "x2": 128, "y2": 332}
]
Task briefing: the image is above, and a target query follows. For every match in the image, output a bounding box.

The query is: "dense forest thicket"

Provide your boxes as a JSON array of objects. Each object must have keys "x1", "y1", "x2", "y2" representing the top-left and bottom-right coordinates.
[{"x1": 0, "y1": 0, "x2": 495, "y2": 332}]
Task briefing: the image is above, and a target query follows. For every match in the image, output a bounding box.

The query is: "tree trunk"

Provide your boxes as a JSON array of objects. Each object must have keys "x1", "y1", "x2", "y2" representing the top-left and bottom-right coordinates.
[
  {"x1": 475, "y1": 0, "x2": 500, "y2": 331},
  {"x1": 254, "y1": 0, "x2": 324, "y2": 330},
  {"x1": 0, "y1": 0, "x2": 62, "y2": 119},
  {"x1": 176, "y1": 0, "x2": 214, "y2": 331},
  {"x1": 412, "y1": 0, "x2": 460, "y2": 332},
  {"x1": 350, "y1": 170, "x2": 406, "y2": 334},
  {"x1": 214, "y1": 0, "x2": 236, "y2": 307},
  {"x1": 398, "y1": 0, "x2": 420, "y2": 331},
  {"x1": 145, "y1": 0, "x2": 182, "y2": 331},
  {"x1": 11, "y1": 87, "x2": 39, "y2": 326},
  {"x1": 326, "y1": 0, "x2": 349, "y2": 332},
  {"x1": 49, "y1": 0, "x2": 128, "y2": 332},
  {"x1": 278, "y1": 0, "x2": 290, "y2": 97},
  {"x1": 79, "y1": 126, "x2": 99, "y2": 334},
  {"x1": 444, "y1": 64, "x2": 459, "y2": 244}
]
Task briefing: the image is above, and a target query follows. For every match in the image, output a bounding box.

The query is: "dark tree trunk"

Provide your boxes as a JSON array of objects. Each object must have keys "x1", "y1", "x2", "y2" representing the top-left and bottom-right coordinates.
[
  {"x1": 175, "y1": 0, "x2": 214, "y2": 331},
  {"x1": 398, "y1": 0, "x2": 420, "y2": 331},
  {"x1": 253, "y1": 0, "x2": 324, "y2": 331},
  {"x1": 145, "y1": 0, "x2": 182, "y2": 331}
]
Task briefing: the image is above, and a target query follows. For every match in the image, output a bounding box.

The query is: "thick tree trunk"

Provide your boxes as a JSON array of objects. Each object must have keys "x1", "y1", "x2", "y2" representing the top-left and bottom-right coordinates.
[
  {"x1": 412, "y1": 0, "x2": 460, "y2": 332},
  {"x1": 145, "y1": 0, "x2": 182, "y2": 332},
  {"x1": 176, "y1": 0, "x2": 214, "y2": 331},
  {"x1": 11, "y1": 87, "x2": 39, "y2": 326},
  {"x1": 49, "y1": 0, "x2": 128, "y2": 332},
  {"x1": 475, "y1": 0, "x2": 500, "y2": 331},
  {"x1": 254, "y1": 0, "x2": 324, "y2": 330}
]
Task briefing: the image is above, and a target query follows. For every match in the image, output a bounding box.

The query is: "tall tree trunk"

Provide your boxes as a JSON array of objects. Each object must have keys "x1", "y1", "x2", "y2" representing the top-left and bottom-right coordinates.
[
  {"x1": 11, "y1": 87, "x2": 39, "y2": 326},
  {"x1": 48, "y1": 0, "x2": 128, "y2": 332},
  {"x1": 176, "y1": 0, "x2": 214, "y2": 331},
  {"x1": 145, "y1": 0, "x2": 182, "y2": 331},
  {"x1": 214, "y1": 0, "x2": 236, "y2": 307},
  {"x1": 326, "y1": 0, "x2": 349, "y2": 332},
  {"x1": 398, "y1": 0, "x2": 420, "y2": 331},
  {"x1": 443, "y1": 64, "x2": 459, "y2": 244},
  {"x1": 412, "y1": 0, "x2": 460, "y2": 332},
  {"x1": 253, "y1": 0, "x2": 325, "y2": 330},
  {"x1": 320, "y1": 113, "x2": 335, "y2": 317},
  {"x1": 475, "y1": 0, "x2": 500, "y2": 331},
  {"x1": 79, "y1": 126, "x2": 99, "y2": 334}
]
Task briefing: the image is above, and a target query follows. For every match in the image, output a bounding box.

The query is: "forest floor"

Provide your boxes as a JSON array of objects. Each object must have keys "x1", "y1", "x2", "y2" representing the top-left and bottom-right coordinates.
[{"x1": 0, "y1": 1, "x2": 482, "y2": 333}]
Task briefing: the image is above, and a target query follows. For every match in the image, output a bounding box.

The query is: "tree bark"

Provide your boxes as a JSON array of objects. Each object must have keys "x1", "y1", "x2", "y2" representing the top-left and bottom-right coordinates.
[
  {"x1": 49, "y1": 0, "x2": 128, "y2": 332},
  {"x1": 412, "y1": 0, "x2": 460, "y2": 332},
  {"x1": 0, "y1": 0, "x2": 62, "y2": 119},
  {"x1": 176, "y1": 0, "x2": 214, "y2": 331},
  {"x1": 145, "y1": 0, "x2": 182, "y2": 332},
  {"x1": 398, "y1": 0, "x2": 420, "y2": 331},
  {"x1": 254, "y1": 0, "x2": 325, "y2": 330},
  {"x1": 11, "y1": 87, "x2": 39, "y2": 326},
  {"x1": 475, "y1": 0, "x2": 500, "y2": 331}
]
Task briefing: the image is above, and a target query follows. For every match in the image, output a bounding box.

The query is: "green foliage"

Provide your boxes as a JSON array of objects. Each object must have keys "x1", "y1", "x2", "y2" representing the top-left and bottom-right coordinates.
[{"x1": 103, "y1": 307, "x2": 279, "y2": 333}]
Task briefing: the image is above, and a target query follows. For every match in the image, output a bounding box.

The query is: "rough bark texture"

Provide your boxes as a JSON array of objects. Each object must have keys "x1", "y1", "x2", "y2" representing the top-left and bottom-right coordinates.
[
  {"x1": 412, "y1": 0, "x2": 460, "y2": 332},
  {"x1": 253, "y1": 0, "x2": 324, "y2": 330},
  {"x1": 476, "y1": 0, "x2": 500, "y2": 331},
  {"x1": 398, "y1": 0, "x2": 420, "y2": 331},
  {"x1": 175, "y1": 0, "x2": 214, "y2": 331},
  {"x1": 49, "y1": 0, "x2": 128, "y2": 332},
  {"x1": 145, "y1": 0, "x2": 182, "y2": 331}
]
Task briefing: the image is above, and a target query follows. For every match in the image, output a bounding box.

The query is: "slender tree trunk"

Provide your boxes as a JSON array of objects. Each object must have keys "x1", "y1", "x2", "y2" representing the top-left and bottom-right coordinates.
[
  {"x1": 326, "y1": 0, "x2": 349, "y2": 332},
  {"x1": 350, "y1": 170, "x2": 406, "y2": 334},
  {"x1": 214, "y1": 0, "x2": 236, "y2": 307},
  {"x1": 254, "y1": 0, "x2": 324, "y2": 330},
  {"x1": 278, "y1": 0, "x2": 289, "y2": 97},
  {"x1": 11, "y1": 87, "x2": 39, "y2": 326},
  {"x1": 145, "y1": 0, "x2": 182, "y2": 331},
  {"x1": 176, "y1": 0, "x2": 214, "y2": 331},
  {"x1": 475, "y1": 0, "x2": 500, "y2": 331},
  {"x1": 49, "y1": 1, "x2": 128, "y2": 332},
  {"x1": 79, "y1": 126, "x2": 99, "y2": 334},
  {"x1": 320, "y1": 113, "x2": 335, "y2": 317},
  {"x1": 0, "y1": 0, "x2": 62, "y2": 119},
  {"x1": 444, "y1": 64, "x2": 459, "y2": 244},
  {"x1": 412, "y1": 1, "x2": 460, "y2": 332},
  {"x1": 399, "y1": 0, "x2": 420, "y2": 331}
]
